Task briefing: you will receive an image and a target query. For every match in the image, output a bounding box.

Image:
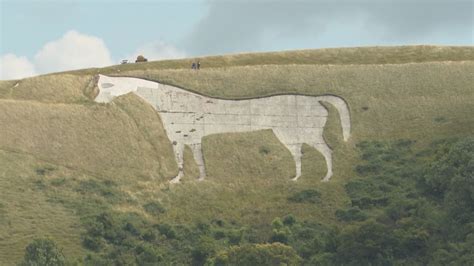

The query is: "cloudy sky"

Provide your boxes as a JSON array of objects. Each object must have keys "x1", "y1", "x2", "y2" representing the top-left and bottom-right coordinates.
[{"x1": 1, "y1": 0, "x2": 472, "y2": 80}]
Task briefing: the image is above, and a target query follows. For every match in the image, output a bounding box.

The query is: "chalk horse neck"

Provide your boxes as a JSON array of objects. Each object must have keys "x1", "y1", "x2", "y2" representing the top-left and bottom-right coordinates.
[{"x1": 95, "y1": 75, "x2": 351, "y2": 183}]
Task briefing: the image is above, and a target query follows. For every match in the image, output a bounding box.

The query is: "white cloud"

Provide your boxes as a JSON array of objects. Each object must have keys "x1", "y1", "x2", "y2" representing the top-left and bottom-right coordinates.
[
  {"x1": 0, "y1": 54, "x2": 37, "y2": 80},
  {"x1": 128, "y1": 41, "x2": 186, "y2": 62},
  {"x1": 34, "y1": 30, "x2": 113, "y2": 73},
  {"x1": 1, "y1": 31, "x2": 187, "y2": 80}
]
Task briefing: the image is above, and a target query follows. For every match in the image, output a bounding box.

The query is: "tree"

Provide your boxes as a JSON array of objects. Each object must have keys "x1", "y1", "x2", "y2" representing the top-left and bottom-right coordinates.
[
  {"x1": 192, "y1": 236, "x2": 217, "y2": 265},
  {"x1": 135, "y1": 55, "x2": 148, "y2": 63},
  {"x1": 336, "y1": 221, "x2": 397, "y2": 265},
  {"x1": 20, "y1": 238, "x2": 65, "y2": 266}
]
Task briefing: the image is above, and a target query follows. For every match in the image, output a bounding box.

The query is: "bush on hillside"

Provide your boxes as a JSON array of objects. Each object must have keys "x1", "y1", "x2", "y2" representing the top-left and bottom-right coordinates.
[
  {"x1": 143, "y1": 201, "x2": 166, "y2": 216},
  {"x1": 335, "y1": 206, "x2": 367, "y2": 222},
  {"x1": 210, "y1": 243, "x2": 302, "y2": 266},
  {"x1": 287, "y1": 189, "x2": 321, "y2": 203},
  {"x1": 20, "y1": 238, "x2": 65, "y2": 266}
]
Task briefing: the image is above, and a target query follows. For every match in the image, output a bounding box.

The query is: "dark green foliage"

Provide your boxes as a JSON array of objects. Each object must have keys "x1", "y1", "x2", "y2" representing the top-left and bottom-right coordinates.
[
  {"x1": 82, "y1": 235, "x2": 103, "y2": 251},
  {"x1": 135, "y1": 243, "x2": 163, "y2": 264},
  {"x1": 282, "y1": 214, "x2": 296, "y2": 226},
  {"x1": 79, "y1": 209, "x2": 257, "y2": 265},
  {"x1": 50, "y1": 177, "x2": 66, "y2": 187},
  {"x1": 0, "y1": 202, "x2": 5, "y2": 223},
  {"x1": 287, "y1": 189, "x2": 321, "y2": 203},
  {"x1": 143, "y1": 201, "x2": 166, "y2": 216},
  {"x1": 192, "y1": 236, "x2": 217, "y2": 265},
  {"x1": 335, "y1": 207, "x2": 367, "y2": 222},
  {"x1": 155, "y1": 223, "x2": 176, "y2": 239},
  {"x1": 211, "y1": 243, "x2": 302, "y2": 266},
  {"x1": 335, "y1": 221, "x2": 397, "y2": 265},
  {"x1": 226, "y1": 229, "x2": 243, "y2": 245},
  {"x1": 270, "y1": 218, "x2": 290, "y2": 244},
  {"x1": 20, "y1": 238, "x2": 65, "y2": 266},
  {"x1": 75, "y1": 179, "x2": 124, "y2": 204},
  {"x1": 258, "y1": 145, "x2": 270, "y2": 155},
  {"x1": 33, "y1": 179, "x2": 47, "y2": 190},
  {"x1": 51, "y1": 137, "x2": 474, "y2": 265},
  {"x1": 35, "y1": 165, "x2": 55, "y2": 176},
  {"x1": 331, "y1": 137, "x2": 474, "y2": 265}
]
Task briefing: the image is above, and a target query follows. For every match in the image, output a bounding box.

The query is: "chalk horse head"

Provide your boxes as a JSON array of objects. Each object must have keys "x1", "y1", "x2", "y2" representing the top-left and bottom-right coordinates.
[{"x1": 95, "y1": 75, "x2": 351, "y2": 183}]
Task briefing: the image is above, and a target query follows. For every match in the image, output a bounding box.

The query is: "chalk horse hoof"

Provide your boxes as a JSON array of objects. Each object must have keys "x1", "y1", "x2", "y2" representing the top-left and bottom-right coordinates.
[{"x1": 169, "y1": 177, "x2": 181, "y2": 184}]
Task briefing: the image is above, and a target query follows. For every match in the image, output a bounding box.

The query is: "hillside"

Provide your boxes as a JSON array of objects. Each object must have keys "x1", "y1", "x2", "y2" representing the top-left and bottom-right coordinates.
[{"x1": 0, "y1": 45, "x2": 473, "y2": 265}]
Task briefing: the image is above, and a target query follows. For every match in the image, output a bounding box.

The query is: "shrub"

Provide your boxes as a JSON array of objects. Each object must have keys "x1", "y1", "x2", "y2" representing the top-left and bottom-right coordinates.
[
  {"x1": 211, "y1": 243, "x2": 302, "y2": 266},
  {"x1": 35, "y1": 165, "x2": 55, "y2": 176},
  {"x1": 135, "y1": 243, "x2": 163, "y2": 264},
  {"x1": 227, "y1": 229, "x2": 243, "y2": 245},
  {"x1": 155, "y1": 223, "x2": 176, "y2": 239},
  {"x1": 192, "y1": 236, "x2": 217, "y2": 265},
  {"x1": 270, "y1": 218, "x2": 290, "y2": 244},
  {"x1": 335, "y1": 207, "x2": 367, "y2": 222},
  {"x1": 259, "y1": 146, "x2": 270, "y2": 155},
  {"x1": 82, "y1": 235, "x2": 103, "y2": 251},
  {"x1": 20, "y1": 238, "x2": 65, "y2": 266},
  {"x1": 143, "y1": 201, "x2": 166, "y2": 216},
  {"x1": 287, "y1": 189, "x2": 321, "y2": 203},
  {"x1": 282, "y1": 214, "x2": 296, "y2": 226}
]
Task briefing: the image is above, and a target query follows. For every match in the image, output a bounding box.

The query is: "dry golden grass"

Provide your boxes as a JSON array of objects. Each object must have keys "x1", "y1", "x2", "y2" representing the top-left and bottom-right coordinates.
[
  {"x1": 60, "y1": 45, "x2": 474, "y2": 77},
  {"x1": 0, "y1": 74, "x2": 94, "y2": 104},
  {"x1": 0, "y1": 97, "x2": 176, "y2": 182}
]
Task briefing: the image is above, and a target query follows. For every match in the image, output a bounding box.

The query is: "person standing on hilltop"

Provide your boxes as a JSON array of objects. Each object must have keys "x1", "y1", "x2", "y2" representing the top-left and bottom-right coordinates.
[
  {"x1": 191, "y1": 62, "x2": 196, "y2": 70},
  {"x1": 197, "y1": 60, "x2": 201, "y2": 70}
]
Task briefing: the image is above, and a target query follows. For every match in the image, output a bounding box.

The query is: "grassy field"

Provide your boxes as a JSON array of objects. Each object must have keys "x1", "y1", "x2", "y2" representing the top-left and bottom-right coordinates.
[
  {"x1": 0, "y1": 45, "x2": 472, "y2": 264},
  {"x1": 0, "y1": 150, "x2": 85, "y2": 263}
]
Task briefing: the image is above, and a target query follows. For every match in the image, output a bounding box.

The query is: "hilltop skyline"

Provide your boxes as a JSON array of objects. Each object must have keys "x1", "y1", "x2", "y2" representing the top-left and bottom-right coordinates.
[{"x1": 1, "y1": 0, "x2": 472, "y2": 80}]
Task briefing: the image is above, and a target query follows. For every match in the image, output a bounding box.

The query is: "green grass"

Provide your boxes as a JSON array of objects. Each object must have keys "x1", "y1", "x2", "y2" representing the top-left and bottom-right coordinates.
[
  {"x1": 0, "y1": 45, "x2": 472, "y2": 264},
  {"x1": 0, "y1": 150, "x2": 85, "y2": 263}
]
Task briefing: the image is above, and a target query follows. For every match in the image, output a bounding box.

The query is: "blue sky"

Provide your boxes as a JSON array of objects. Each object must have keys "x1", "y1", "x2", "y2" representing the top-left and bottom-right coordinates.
[{"x1": 1, "y1": 0, "x2": 473, "y2": 79}]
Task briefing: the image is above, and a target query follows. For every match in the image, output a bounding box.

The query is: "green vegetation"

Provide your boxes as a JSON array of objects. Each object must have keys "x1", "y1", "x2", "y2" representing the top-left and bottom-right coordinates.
[
  {"x1": 10, "y1": 136, "x2": 474, "y2": 265},
  {"x1": 212, "y1": 243, "x2": 302, "y2": 266},
  {"x1": 0, "y1": 46, "x2": 473, "y2": 264},
  {"x1": 20, "y1": 238, "x2": 65, "y2": 266},
  {"x1": 287, "y1": 189, "x2": 321, "y2": 203}
]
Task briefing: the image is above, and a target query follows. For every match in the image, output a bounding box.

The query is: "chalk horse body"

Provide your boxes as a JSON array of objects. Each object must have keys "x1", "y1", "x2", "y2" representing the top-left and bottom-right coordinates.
[{"x1": 95, "y1": 75, "x2": 351, "y2": 183}]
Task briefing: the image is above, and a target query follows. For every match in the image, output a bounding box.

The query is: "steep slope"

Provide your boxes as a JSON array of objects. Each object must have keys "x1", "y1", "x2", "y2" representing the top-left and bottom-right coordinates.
[{"x1": 0, "y1": 46, "x2": 472, "y2": 264}]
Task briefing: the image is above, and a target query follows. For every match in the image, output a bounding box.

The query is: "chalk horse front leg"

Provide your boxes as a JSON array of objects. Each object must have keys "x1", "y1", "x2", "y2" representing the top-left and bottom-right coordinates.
[
  {"x1": 287, "y1": 144, "x2": 303, "y2": 181},
  {"x1": 170, "y1": 142, "x2": 184, "y2": 184}
]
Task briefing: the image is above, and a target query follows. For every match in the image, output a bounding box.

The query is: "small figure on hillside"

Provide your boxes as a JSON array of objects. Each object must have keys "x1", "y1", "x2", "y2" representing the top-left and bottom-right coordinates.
[
  {"x1": 135, "y1": 55, "x2": 148, "y2": 63},
  {"x1": 197, "y1": 60, "x2": 201, "y2": 70},
  {"x1": 191, "y1": 62, "x2": 196, "y2": 70}
]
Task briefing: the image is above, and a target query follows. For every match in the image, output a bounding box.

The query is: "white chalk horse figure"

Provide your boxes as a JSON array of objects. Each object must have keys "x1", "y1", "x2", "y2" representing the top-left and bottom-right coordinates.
[{"x1": 95, "y1": 75, "x2": 351, "y2": 183}]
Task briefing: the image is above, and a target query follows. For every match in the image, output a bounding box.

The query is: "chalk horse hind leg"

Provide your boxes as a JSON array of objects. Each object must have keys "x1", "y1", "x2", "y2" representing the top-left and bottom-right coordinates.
[
  {"x1": 311, "y1": 142, "x2": 333, "y2": 182},
  {"x1": 191, "y1": 143, "x2": 206, "y2": 181}
]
